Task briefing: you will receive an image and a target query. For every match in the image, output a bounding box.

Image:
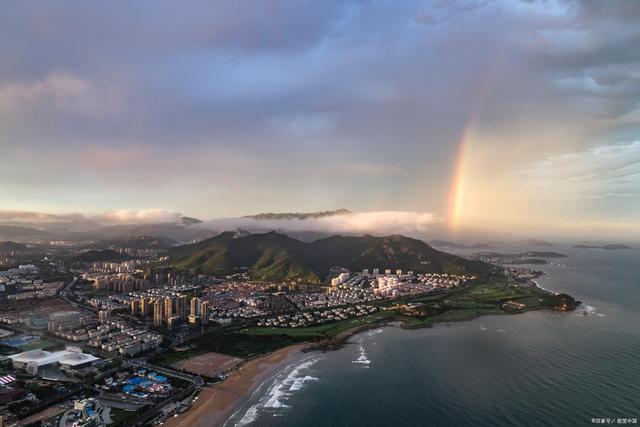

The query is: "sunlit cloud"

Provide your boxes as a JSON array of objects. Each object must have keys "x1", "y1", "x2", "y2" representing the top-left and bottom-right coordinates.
[
  {"x1": 98, "y1": 209, "x2": 183, "y2": 224},
  {"x1": 0, "y1": 208, "x2": 441, "y2": 236},
  {"x1": 201, "y1": 211, "x2": 441, "y2": 236},
  {"x1": 0, "y1": 209, "x2": 183, "y2": 225},
  {"x1": 0, "y1": 72, "x2": 127, "y2": 118},
  {"x1": 332, "y1": 162, "x2": 408, "y2": 178},
  {"x1": 0, "y1": 209, "x2": 84, "y2": 223}
]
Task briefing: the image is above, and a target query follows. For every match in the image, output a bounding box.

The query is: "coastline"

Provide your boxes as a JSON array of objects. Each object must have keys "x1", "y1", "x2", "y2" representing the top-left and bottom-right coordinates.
[
  {"x1": 163, "y1": 344, "x2": 309, "y2": 427},
  {"x1": 162, "y1": 322, "x2": 390, "y2": 427},
  {"x1": 164, "y1": 279, "x2": 576, "y2": 426},
  {"x1": 162, "y1": 328, "x2": 376, "y2": 427}
]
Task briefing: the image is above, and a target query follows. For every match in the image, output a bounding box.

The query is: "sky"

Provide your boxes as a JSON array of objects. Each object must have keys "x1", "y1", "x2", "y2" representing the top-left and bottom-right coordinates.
[{"x1": 1, "y1": 0, "x2": 639, "y2": 240}]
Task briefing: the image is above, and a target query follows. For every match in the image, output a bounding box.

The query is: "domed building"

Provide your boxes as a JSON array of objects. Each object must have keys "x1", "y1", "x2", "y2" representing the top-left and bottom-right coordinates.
[{"x1": 8, "y1": 346, "x2": 99, "y2": 373}]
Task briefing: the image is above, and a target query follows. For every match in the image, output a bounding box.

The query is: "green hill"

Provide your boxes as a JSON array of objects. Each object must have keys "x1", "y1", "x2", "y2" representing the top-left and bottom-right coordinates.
[
  {"x1": 169, "y1": 232, "x2": 501, "y2": 283},
  {"x1": 0, "y1": 225, "x2": 50, "y2": 241},
  {"x1": 73, "y1": 249, "x2": 131, "y2": 263}
]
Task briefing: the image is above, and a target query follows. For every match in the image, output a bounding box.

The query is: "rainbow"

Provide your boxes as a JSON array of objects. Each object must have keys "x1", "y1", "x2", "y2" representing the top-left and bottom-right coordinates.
[
  {"x1": 447, "y1": 121, "x2": 474, "y2": 230},
  {"x1": 445, "y1": 55, "x2": 501, "y2": 231}
]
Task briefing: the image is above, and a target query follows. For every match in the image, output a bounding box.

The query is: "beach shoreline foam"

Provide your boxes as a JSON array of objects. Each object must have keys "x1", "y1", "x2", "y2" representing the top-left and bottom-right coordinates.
[
  {"x1": 163, "y1": 344, "x2": 309, "y2": 427},
  {"x1": 163, "y1": 322, "x2": 388, "y2": 427}
]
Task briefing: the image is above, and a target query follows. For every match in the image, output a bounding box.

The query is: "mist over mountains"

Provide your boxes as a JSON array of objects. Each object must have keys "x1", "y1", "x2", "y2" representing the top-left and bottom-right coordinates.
[
  {"x1": 0, "y1": 208, "x2": 635, "y2": 249},
  {"x1": 0, "y1": 208, "x2": 443, "y2": 244}
]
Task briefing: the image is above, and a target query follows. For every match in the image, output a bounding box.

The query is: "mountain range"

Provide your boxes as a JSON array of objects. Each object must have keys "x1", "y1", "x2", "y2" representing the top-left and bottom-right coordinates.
[
  {"x1": 0, "y1": 216, "x2": 211, "y2": 244},
  {"x1": 169, "y1": 231, "x2": 501, "y2": 283},
  {"x1": 244, "y1": 209, "x2": 351, "y2": 220}
]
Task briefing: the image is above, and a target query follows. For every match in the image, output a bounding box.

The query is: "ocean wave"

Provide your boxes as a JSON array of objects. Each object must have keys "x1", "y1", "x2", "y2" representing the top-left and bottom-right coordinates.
[
  {"x1": 235, "y1": 405, "x2": 258, "y2": 426},
  {"x1": 290, "y1": 375, "x2": 319, "y2": 391},
  {"x1": 264, "y1": 385, "x2": 290, "y2": 409},
  {"x1": 578, "y1": 304, "x2": 601, "y2": 317},
  {"x1": 236, "y1": 355, "x2": 321, "y2": 424},
  {"x1": 353, "y1": 344, "x2": 371, "y2": 366}
]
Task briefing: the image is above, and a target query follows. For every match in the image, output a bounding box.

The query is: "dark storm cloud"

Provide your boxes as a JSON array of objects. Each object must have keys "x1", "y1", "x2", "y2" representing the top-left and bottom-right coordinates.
[{"x1": 0, "y1": 0, "x2": 502, "y2": 148}]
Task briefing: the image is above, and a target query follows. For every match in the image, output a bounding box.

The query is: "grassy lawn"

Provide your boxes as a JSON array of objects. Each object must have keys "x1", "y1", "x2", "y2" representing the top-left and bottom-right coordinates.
[
  {"x1": 401, "y1": 307, "x2": 505, "y2": 328},
  {"x1": 227, "y1": 281, "x2": 543, "y2": 353},
  {"x1": 448, "y1": 281, "x2": 534, "y2": 302},
  {"x1": 240, "y1": 310, "x2": 397, "y2": 339}
]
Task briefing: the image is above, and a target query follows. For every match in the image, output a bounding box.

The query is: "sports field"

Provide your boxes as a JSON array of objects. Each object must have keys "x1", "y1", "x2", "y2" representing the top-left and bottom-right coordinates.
[{"x1": 173, "y1": 352, "x2": 243, "y2": 378}]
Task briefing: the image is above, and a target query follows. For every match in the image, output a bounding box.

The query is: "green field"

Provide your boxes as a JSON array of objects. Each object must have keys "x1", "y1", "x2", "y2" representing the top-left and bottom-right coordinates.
[
  {"x1": 237, "y1": 280, "x2": 575, "y2": 340},
  {"x1": 240, "y1": 310, "x2": 398, "y2": 339}
]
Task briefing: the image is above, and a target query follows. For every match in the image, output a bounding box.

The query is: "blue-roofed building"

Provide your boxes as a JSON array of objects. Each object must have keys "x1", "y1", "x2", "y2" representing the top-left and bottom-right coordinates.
[
  {"x1": 128, "y1": 376, "x2": 146, "y2": 385},
  {"x1": 122, "y1": 384, "x2": 135, "y2": 393}
]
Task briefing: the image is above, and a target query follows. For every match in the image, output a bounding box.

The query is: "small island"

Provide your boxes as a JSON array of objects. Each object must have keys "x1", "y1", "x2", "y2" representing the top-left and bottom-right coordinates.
[
  {"x1": 573, "y1": 243, "x2": 632, "y2": 250},
  {"x1": 519, "y1": 239, "x2": 555, "y2": 247}
]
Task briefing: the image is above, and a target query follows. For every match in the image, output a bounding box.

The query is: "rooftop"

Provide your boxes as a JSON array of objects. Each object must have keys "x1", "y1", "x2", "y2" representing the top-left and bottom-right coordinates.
[{"x1": 9, "y1": 347, "x2": 99, "y2": 367}]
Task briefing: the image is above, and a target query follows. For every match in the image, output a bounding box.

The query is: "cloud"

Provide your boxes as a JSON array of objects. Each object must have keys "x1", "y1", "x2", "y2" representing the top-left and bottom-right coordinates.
[
  {"x1": 77, "y1": 145, "x2": 149, "y2": 171},
  {"x1": 0, "y1": 207, "x2": 441, "y2": 236},
  {"x1": 1, "y1": 0, "x2": 640, "y2": 239},
  {"x1": 0, "y1": 209, "x2": 84, "y2": 223},
  {"x1": 0, "y1": 208, "x2": 183, "y2": 225},
  {"x1": 523, "y1": 141, "x2": 640, "y2": 200},
  {"x1": 200, "y1": 211, "x2": 441, "y2": 236},
  {"x1": 0, "y1": 72, "x2": 126, "y2": 118},
  {"x1": 97, "y1": 209, "x2": 183, "y2": 224},
  {"x1": 332, "y1": 162, "x2": 407, "y2": 177}
]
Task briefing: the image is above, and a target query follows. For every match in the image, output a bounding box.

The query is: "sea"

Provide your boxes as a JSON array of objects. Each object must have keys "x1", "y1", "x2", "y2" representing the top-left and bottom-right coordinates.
[{"x1": 225, "y1": 245, "x2": 640, "y2": 427}]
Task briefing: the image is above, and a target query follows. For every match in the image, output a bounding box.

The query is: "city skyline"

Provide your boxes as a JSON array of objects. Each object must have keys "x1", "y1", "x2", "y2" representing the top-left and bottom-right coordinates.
[{"x1": 1, "y1": 0, "x2": 639, "y2": 239}]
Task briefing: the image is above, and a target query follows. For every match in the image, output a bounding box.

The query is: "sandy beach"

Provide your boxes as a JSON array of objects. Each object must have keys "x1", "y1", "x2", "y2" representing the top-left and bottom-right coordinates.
[
  {"x1": 163, "y1": 322, "x2": 392, "y2": 427},
  {"x1": 164, "y1": 344, "x2": 309, "y2": 427}
]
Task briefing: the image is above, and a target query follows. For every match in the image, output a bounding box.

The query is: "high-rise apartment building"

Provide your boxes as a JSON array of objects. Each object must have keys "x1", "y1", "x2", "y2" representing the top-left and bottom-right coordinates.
[
  {"x1": 200, "y1": 300, "x2": 209, "y2": 326},
  {"x1": 153, "y1": 300, "x2": 165, "y2": 327},
  {"x1": 177, "y1": 295, "x2": 187, "y2": 320},
  {"x1": 190, "y1": 297, "x2": 200, "y2": 317},
  {"x1": 164, "y1": 296, "x2": 174, "y2": 319}
]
